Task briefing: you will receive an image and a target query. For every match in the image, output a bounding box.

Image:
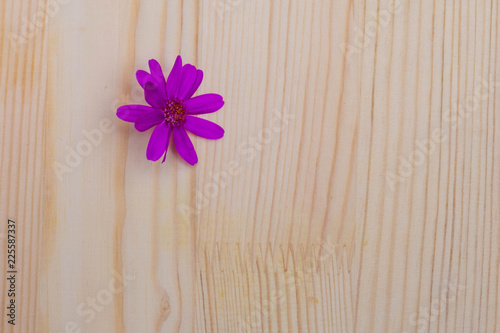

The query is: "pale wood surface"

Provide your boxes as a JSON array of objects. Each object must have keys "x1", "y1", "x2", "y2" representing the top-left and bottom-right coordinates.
[{"x1": 0, "y1": 0, "x2": 498, "y2": 332}]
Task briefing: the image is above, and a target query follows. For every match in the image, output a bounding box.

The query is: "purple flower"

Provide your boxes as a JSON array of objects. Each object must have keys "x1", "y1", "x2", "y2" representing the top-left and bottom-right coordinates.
[{"x1": 117, "y1": 56, "x2": 225, "y2": 165}]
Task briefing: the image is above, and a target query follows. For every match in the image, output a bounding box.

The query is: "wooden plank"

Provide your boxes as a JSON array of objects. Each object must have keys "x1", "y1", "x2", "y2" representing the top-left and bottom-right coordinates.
[{"x1": 0, "y1": 0, "x2": 498, "y2": 332}]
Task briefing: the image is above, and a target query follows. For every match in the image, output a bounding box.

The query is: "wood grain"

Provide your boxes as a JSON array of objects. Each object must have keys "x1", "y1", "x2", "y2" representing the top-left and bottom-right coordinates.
[{"x1": 0, "y1": 0, "x2": 498, "y2": 332}]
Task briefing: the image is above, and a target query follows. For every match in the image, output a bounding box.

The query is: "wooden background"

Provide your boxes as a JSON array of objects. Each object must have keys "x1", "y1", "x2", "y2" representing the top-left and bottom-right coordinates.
[{"x1": 1, "y1": 0, "x2": 499, "y2": 332}]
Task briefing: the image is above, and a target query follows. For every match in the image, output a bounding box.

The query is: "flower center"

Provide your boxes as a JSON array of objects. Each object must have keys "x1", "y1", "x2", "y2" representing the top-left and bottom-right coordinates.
[{"x1": 163, "y1": 98, "x2": 187, "y2": 127}]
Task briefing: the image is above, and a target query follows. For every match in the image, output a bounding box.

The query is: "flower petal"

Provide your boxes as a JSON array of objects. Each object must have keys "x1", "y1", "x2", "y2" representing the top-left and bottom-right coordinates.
[
  {"x1": 117, "y1": 104, "x2": 157, "y2": 122},
  {"x1": 177, "y1": 64, "x2": 197, "y2": 100},
  {"x1": 144, "y1": 81, "x2": 166, "y2": 109},
  {"x1": 148, "y1": 59, "x2": 166, "y2": 88},
  {"x1": 161, "y1": 133, "x2": 171, "y2": 163},
  {"x1": 136, "y1": 70, "x2": 152, "y2": 88},
  {"x1": 134, "y1": 108, "x2": 165, "y2": 132},
  {"x1": 184, "y1": 94, "x2": 224, "y2": 115},
  {"x1": 184, "y1": 70, "x2": 203, "y2": 100},
  {"x1": 173, "y1": 127, "x2": 198, "y2": 165},
  {"x1": 147, "y1": 122, "x2": 171, "y2": 161},
  {"x1": 166, "y1": 55, "x2": 182, "y2": 99},
  {"x1": 183, "y1": 116, "x2": 224, "y2": 139}
]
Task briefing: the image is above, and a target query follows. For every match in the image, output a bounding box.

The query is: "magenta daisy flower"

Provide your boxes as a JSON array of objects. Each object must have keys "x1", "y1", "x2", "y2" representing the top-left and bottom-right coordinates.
[{"x1": 117, "y1": 56, "x2": 225, "y2": 165}]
